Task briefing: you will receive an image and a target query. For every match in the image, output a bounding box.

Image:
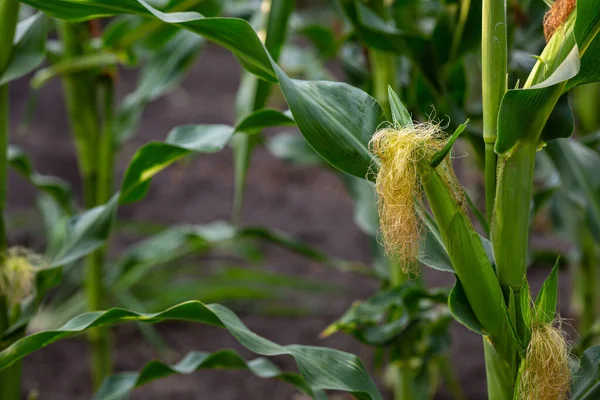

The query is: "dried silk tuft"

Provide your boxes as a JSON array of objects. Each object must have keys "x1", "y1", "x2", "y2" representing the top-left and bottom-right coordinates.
[
  {"x1": 518, "y1": 322, "x2": 571, "y2": 400},
  {"x1": 370, "y1": 122, "x2": 458, "y2": 275},
  {"x1": 543, "y1": 0, "x2": 576, "y2": 42}
]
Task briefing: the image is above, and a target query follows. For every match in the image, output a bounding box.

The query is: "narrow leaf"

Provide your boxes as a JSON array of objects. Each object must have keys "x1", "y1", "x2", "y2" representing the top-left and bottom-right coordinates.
[
  {"x1": 534, "y1": 259, "x2": 559, "y2": 324},
  {"x1": 387, "y1": 86, "x2": 412, "y2": 127},
  {"x1": 430, "y1": 119, "x2": 469, "y2": 168}
]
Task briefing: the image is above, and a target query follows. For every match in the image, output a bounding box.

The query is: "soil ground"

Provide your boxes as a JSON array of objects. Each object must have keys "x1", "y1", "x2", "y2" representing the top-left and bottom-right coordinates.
[{"x1": 8, "y1": 45, "x2": 573, "y2": 400}]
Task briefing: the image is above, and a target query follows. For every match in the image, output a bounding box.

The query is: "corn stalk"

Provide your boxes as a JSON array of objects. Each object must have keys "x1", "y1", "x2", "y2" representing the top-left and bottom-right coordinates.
[
  {"x1": 0, "y1": 0, "x2": 22, "y2": 398},
  {"x1": 56, "y1": 20, "x2": 113, "y2": 387}
]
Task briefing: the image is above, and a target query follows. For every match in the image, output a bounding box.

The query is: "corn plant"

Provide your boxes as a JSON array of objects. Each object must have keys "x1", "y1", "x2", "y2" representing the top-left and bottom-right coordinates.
[{"x1": 265, "y1": 0, "x2": 600, "y2": 398}]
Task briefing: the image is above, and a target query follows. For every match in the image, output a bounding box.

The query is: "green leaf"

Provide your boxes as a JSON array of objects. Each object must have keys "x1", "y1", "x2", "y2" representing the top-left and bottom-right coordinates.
[
  {"x1": 429, "y1": 119, "x2": 469, "y2": 168},
  {"x1": 235, "y1": 108, "x2": 295, "y2": 134},
  {"x1": 275, "y1": 64, "x2": 386, "y2": 179},
  {"x1": 119, "y1": 124, "x2": 235, "y2": 204},
  {"x1": 448, "y1": 278, "x2": 484, "y2": 335},
  {"x1": 540, "y1": 94, "x2": 574, "y2": 143},
  {"x1": 0, "y1": 301, "x2": 383, "y2": 400},
  {"x1": 96, "y1": 349, "x2": 322, "y2": 400},
  {"x1": 418, "y1": 211, "x2": 454, "y2": 273},
  {"x1": 387, "y1": 86, "x2": 412, "y2": 127},
  {"x1": 0, "y1": 14, "x2": 47, "y2": 86},
  {"x1": 51, "y1": 196, "x2": 119, "y2": 267},
  {"x1": 533, "y1": 259, "x2": 559, "y2": 324},
  {"x1": 572, "y1": 345, "x2": 600, "y2": 399},
  {"x1": 8, "y1": 145, "x2": 73, "y2": 212},
  {"x1": 21, "y1": 0, "x2": 277, "y2": 82}
]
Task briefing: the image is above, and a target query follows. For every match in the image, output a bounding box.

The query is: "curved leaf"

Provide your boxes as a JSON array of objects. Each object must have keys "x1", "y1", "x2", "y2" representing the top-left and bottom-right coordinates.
[
  {"x1": 95, "y1": 349, "x2": 322, "y2": 400},
  {"x1": 0, "y1": 301, "x2": 383, "y2": 400},
  {"x1": 119, "y1": 124, "x2": 234, "y2": 204},
  {"x1": 448, "y1": 278, "x2": 484, "y2": 335},
  {"x1": 8, "y1": 145, "x2": 72, "y2": 212},
  {"x1": 21, "y1": 0, "x2": 276, "y2": 82},
  {"x1": 275, "y1": 64, "x2": 386, "y2": 179},
  {"x1": 0, "y1": 14, "x2": 47, "y2": 86}
]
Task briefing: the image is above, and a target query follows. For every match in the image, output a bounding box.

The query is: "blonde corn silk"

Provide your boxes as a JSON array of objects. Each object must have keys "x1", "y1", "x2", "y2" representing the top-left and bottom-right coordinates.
[
  {"x1": 0, "y1": 247, "x2": 44, "y2": 305},
  {"x1": 370, "y1": 122, "x2": 459, "y2": 275},
  {"x1": 518, "y1": 322, "x2": 571, "y2": 400}
]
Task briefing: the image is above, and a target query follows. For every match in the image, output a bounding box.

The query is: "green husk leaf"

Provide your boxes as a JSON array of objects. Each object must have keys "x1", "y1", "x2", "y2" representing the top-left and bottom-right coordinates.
[
  {"x1": 387, "y1": 86, "x2": 412, "y2": 128},
  {"x1": 533, "y1": 259, "x2": 560, "y2": 324}
]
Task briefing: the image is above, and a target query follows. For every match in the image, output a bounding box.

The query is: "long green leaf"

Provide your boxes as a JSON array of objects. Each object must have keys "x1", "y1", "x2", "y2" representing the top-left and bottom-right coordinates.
[
  {"x1": 0, "y1": 13, "x2": 47, "y2": 85},
  {"x1": 21, "y1": 0, "x2": 277, "y2": 82},
  {"x1": 0, "y1": 301, "x2": 383, "y2": 400},
  {"x1": 95, "y1": 349, "x2": 322, "y2": 400}
]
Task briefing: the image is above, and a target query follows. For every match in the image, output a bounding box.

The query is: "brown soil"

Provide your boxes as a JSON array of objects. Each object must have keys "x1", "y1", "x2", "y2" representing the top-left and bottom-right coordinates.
[{"x1": 7, "y1": 45, "x2": 573, "y2": 400}]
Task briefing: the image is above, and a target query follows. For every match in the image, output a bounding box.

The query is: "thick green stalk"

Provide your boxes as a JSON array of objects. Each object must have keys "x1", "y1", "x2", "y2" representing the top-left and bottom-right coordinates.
[
  {"x1": 0, "y1": 1, "x2": 22, "y2": 398},
  {"x1": 86, "y1": 77, "x2": 115, "y2": 388},
  {"x1": 57, "y1": 21, "x2": 112, "y2": 387},
  {"x1": 370, "y1": 49, "x2": 396, "y2": 119},
  {"x1": 481, "y1": 0, "x2": 507, "y2": 220}
]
